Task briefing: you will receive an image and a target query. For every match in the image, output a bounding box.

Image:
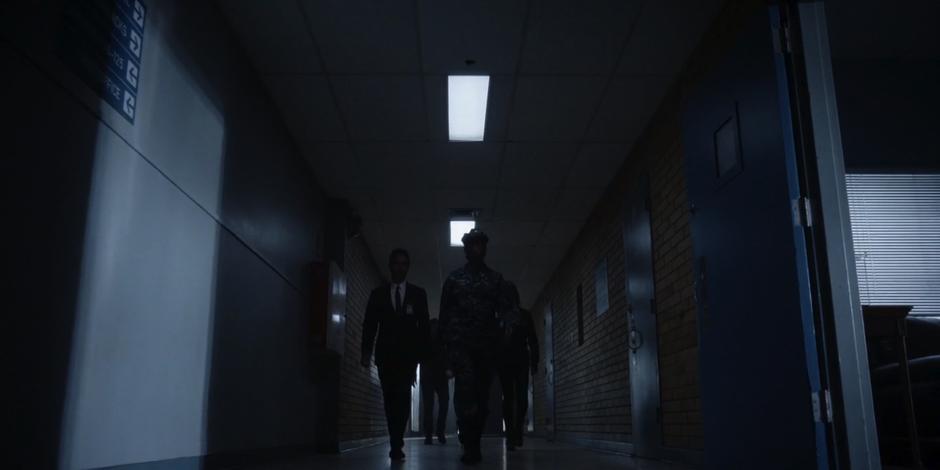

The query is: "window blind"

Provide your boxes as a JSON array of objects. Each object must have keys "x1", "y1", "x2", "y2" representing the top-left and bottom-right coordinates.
[{"x1": 846, "y1": 173, "x2": 940, "y2": 316}]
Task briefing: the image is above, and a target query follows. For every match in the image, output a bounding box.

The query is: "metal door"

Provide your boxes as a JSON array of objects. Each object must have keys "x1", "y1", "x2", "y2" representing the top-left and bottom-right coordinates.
[
  {"x1": 623, "y1": 177, "x2": 663, "y2": 458},
  {"x1": 543, "y1": 304, "x2": 555, "y2": 440},
  {"x1": 681, "y1": 6, "x2": 830, "y2": 469}
]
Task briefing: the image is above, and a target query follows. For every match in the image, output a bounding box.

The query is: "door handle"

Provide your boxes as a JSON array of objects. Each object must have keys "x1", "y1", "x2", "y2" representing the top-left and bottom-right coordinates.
[{"x1": 628, "y1": 328, "x2": 643, "y2": 351}]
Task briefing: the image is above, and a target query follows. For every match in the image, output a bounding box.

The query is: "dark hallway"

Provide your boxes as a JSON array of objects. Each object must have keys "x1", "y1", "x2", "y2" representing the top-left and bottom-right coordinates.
[{"x1": 8, "y1": 0, "x2": 938, "y2": 469}]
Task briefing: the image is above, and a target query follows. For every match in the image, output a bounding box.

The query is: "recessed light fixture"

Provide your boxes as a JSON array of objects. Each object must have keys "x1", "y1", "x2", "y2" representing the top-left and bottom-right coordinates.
[
  {"x1": 449, "y1": 219, "x2": 476, "y2": 247},
  {"x1": 448, "y1": 75, "x2": 489, "y2": 142}
]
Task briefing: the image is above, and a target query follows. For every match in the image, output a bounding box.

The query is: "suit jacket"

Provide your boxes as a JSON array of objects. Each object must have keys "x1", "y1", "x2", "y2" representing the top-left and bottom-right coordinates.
[{"x1": 361, "y1": 282, "x2": 430, "y2": 368}]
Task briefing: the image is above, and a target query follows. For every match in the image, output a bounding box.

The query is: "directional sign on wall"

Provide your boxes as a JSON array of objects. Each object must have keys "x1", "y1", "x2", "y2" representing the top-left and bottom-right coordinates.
[{"x1": 56, "y1": 0, "x2": 147, "y2": 124}]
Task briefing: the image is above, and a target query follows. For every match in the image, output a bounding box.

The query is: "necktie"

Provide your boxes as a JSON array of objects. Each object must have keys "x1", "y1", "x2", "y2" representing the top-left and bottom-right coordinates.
[{"x1": 395, "y1": 285, "x2": 402, "y2": 313}]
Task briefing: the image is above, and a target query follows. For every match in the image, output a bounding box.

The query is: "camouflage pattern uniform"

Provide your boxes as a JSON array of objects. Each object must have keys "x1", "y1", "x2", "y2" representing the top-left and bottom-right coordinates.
[{"x1": 439, "y1": 262, "x2": 514, "y2": 454}]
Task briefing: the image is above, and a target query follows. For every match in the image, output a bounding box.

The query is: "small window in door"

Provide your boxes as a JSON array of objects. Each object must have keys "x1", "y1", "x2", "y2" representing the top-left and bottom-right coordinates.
[
  {"x1": 595, "y1": 259, "x2": 609, "y2": 316},
  {"x1": 576, "y1": 284, "x2": 584, "y2": 346},
  {"x1": 713, "y1": 104, "x2": 743, "y2": 182}
]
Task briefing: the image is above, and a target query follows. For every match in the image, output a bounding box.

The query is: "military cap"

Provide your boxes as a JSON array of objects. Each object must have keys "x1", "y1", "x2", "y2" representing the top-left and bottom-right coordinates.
[{"x1": 461, "y1": 228, "x2": 489, "y2": 245}]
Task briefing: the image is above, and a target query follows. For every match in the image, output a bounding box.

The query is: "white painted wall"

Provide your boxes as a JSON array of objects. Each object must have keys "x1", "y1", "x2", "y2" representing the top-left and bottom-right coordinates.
[{"x1": 3, "y1": 1, "x2": 325, "y2": 468}]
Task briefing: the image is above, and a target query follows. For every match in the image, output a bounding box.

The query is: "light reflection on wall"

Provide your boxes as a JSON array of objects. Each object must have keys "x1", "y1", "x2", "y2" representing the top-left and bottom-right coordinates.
[{"x1": 59, "y1": 7, "x2": 226, "y2": 468}]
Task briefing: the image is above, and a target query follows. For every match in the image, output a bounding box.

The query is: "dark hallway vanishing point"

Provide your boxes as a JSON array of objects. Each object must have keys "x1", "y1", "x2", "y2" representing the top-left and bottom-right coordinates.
[{"x1": 8, "y1": 0, "x2": 938, "y2": 469}]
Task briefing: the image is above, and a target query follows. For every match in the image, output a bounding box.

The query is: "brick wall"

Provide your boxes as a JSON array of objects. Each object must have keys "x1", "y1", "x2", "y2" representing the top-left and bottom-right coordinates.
[
  {"x1": 338, "y1": 236, "x2": 387, "y2": 443},
  {"x1": 530, "y1": 0, "x2": 761, "y2": 453},
  {"x1": 531, "y1": 95, "x2": 702, "y2": 450},
  {"x1": 532, "y1": 188, "x2": 633, "y2": 442},
  {"x1": 648, "y1": 119, "x2": 702, "y2": 450}
]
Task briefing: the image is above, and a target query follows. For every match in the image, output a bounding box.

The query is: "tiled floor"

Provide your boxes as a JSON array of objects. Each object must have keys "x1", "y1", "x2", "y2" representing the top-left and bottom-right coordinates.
[{"x1": 235, "y1": 437, "x2": 691, "y2": 470}]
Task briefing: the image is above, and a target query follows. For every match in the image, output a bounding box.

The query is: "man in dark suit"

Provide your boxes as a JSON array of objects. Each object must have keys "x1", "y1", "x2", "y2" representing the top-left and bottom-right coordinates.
[{"x1": 361, "y1": 248, "x2": 430, "y2": 461}]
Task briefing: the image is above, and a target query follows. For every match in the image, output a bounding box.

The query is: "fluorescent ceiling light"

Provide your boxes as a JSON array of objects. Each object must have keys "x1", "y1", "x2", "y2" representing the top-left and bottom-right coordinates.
[
  {"x1": 450, "y1": 219, "x2": 476, "y2": 247},
  {"x1": 448, "y1": 75, "x2": 489, "y2": 141}
]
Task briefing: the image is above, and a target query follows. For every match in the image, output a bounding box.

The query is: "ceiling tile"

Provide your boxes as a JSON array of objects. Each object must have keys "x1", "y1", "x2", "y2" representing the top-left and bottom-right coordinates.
[
  {"x1": 428, "y1": 142, "x2": 502, "y2": 188},
  {"x1": 370, "y1": 188, "x2": 437, "y2": 222},
  {"x1": 424, "y1": 75, "x2": 513, "y2": 142},
  {"x1": 540, "y1": 219, "x2": 584, "y2": 246},
  {"x1": 300, "y1": 0, "x2": 420, "y2": 73},
  {"x1": 508, "y1": 76, "x2": 607, "y2": 141},
  {"x1": 219, "y1": 0, "x2": 310, "y2": 37},
  {"x1": 376, "y1": 221, "x2": 439, "y2": 252},
  {"x1": 306, "y1": 142, "x2": 366, "y2": 197},
  {"x1": 520, "y1": 0, "x2": 643, "y2": 74},
  {"x1": 418, "y1": 0, "x2": 527, "y2": 74},
  {"x1": 565, "y1": 143, "x2": 628, "y2": 188},
  {"x1": 355, "y1": 142, "x2": 433, "y2": 189},
  {"x1": 433, "y1": 189, "x2": 498, "y2": 220},
  {"x1": 499, "y1": 142, "x2": 578, "y2": 188},
  {"x1": 244, "y1": 36, "x2": 321, "y2": 75},
  {"x1": 264, "y1": 75, "x2": 345, "y2": 141},
  {"x1": 333, "y1": 76, "x2": 427, "y2": 140},
  {"x1": 617, "y1": 0, "x2": 719, "y2": 75},
  {"x1": 586, "y1": 76, "x2": 671, "y2": 142},
  {"x1": 552, "y1": 187, "x2": 605, "y2": 221},
  {"x1": 494, "y1": 188, "x2": 557, "y2": 221}
]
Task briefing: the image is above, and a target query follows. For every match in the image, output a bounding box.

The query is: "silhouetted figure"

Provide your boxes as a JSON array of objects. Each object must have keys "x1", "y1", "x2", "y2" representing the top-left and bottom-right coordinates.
[
  {"x1": 420, "y1": 318, "x2": 449, "y2": 445},
  {"x1": 361, "y1": 248, "x2": 430, "y2": 461},
  {"x1": 498, "y1": 282, "x2": 539, "y2": 451},
  {"x1": 440, "y1": 229, "x2": 516, "y2": 464}
]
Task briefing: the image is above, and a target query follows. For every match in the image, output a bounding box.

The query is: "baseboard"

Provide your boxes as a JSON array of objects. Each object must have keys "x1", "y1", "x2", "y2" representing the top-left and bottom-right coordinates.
[
  {"x1": 553, "y1": 433, "x2": 702, "y2": 467},
  {"x1": 338, "y1": 436, "x2": 386, "y2": 453},
  {"x1": 90, "y1": 442, "x2": 318, "y2": 470},
  {"x1": 658, "y1": 446, "x2": 704, "y2": 466},
  {"x1": 554, "y1": 432, "x2": 635, "y2": 455},
  {"x1": 92, "y1": 456, "x2": 203, "y2": 470}
]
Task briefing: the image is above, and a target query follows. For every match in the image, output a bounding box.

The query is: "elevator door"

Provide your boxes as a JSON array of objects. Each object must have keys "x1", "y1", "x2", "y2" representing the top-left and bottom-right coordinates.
[
  {"x1": 623, "y1": 177, "x2": 662, "y2": 458},
  {"x1": 681, "y1": 6, "x2": 830, "y2": 469}
]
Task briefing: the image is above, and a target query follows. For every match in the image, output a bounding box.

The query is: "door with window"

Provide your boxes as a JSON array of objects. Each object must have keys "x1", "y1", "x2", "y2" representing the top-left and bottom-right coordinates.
[{"x1": 681, "y1": 6, "x2": 831, "y2": 469}]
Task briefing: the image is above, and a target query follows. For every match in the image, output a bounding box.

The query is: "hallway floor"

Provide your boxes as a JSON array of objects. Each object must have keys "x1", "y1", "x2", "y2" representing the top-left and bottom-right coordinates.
[{"x1": 234, "y1": 438, "x2": 690, "y2": 470}]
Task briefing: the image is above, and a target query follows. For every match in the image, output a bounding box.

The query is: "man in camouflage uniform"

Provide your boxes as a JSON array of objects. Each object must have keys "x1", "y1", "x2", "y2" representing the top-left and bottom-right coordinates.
[{"x1": 439, "y1": 228, "x2": 515, "y2": 464}]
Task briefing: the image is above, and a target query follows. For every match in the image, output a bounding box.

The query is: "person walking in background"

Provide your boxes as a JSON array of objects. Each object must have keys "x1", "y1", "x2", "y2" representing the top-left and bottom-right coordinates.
[
  {"x1": 498, "y1": 282, "x2": 539, "y2": 451},
  {"x1": 420, "y1": 318, "x2": 449, "y2": 445},
  {"x1": 361, "y1": 248, "x2": 430, "y2": 461}
]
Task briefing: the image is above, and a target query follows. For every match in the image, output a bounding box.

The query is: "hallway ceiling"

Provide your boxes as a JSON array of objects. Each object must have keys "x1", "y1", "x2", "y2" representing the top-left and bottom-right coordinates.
[{"x1": 219, "y1": 0, "x2": 722, "y2": 312}]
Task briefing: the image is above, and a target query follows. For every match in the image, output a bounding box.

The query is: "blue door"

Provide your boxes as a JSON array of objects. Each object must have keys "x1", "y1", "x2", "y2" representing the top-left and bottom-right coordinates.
[
  {"x1": 681, "y1": 7, "x2": 830, "y2": 469},
  {"x1": 544, "y1": 304, "x2": 555, "y2": 440},
  {"x1": 623, "y1": 177, "x2": 662, "y2": 458}
]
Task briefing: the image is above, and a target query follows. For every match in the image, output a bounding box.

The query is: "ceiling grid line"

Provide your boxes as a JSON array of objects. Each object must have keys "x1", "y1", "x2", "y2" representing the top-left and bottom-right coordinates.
[
  {"x1": 294, "y1": 0, "x2": 372, "y2": 207},
  {"x1": 488, "y1": 0, "x2": 534, "y2": 224},
  {"x1": 412, "y1": 0, "x2": 431, "y2": 142},
  {"x1": 521, "y1": 1, "x2": 647, "y2": 284}
]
